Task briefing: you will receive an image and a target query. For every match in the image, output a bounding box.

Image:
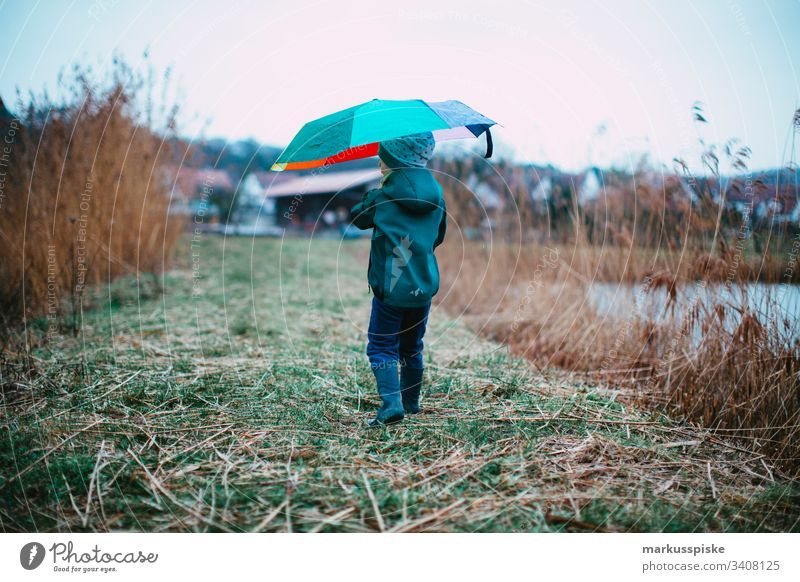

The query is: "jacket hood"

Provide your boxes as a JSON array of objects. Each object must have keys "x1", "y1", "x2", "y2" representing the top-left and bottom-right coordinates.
[{"x1": 382, "y1": 169, "x2": 442, "y2": 215}]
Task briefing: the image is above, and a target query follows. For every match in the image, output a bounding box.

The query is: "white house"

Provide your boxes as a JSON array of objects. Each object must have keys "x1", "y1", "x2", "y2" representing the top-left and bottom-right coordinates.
[
  {"x1": 577, "y1": 167, "x2": 604, "y2": 204},
  {"x1": 233, "y1": 171, "x2": 293, "y2": 234},
  {"x1": 529, "y1": 175, "x2": 553, "y2": 202}
]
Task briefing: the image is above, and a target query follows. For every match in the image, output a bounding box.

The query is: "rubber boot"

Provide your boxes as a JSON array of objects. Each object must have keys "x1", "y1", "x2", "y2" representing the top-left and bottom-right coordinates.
[
  {"x1": 400, "y1": 366, "x2": 424, "y2": 414},
  {"x1": 368, "y1": 362, "x2": 405, "y2": 427}
]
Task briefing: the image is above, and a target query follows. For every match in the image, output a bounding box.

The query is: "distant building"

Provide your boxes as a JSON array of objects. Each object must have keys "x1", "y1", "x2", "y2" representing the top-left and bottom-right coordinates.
[
  {"x1": 577, "y1": 167, "x2": 604, "y2": 203},
  {"x1": 727, "y1": 171, "x2": 799, "y2": 224},
  {"x1": 683, "y1": 169, "x2": 800, "y2": 224},
  {"x1": 170, "y1": 167, "x2": 234, "y2": 223},
  {"x1": 529, "y1": 175, "x2": 553, "y2": 202},
  {"x1": 263, "y1": 168, "x2": 382, "y2": 232},
  {"x1": 531, "y1": 167, "x2": 606, "y2": 207},
  {"x1": 233, "y1": 171, "x2": 296, "y2": 234},
  {"x1": 465, "y1": 175, "x2": 502, "y2": 210}
]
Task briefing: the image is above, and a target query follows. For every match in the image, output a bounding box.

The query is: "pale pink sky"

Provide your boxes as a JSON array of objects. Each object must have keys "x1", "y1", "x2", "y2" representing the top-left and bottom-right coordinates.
[{"x1": 2, "y1": 0, "x2": 798, "y2": 172}]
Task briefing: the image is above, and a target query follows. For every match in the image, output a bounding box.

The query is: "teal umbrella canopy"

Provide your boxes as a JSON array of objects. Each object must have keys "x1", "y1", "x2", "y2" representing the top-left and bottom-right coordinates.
[{"x1": 272, "y1": 99, "x2": 496, "y2": 171}]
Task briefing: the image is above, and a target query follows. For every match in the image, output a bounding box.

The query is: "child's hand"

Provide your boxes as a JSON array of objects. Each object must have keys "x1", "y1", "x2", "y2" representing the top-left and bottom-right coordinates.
[{"x1": 350, "y1": 189, "x2": 380, "y2": 229}]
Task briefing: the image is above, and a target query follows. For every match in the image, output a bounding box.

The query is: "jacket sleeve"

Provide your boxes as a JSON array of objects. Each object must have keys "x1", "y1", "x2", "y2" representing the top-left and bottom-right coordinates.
[
  {"x1": 350, "y1": 188, "x2": 381, "y2": 229},
  {"x1": 434, "y1": 198, "x2": 447, "y2": 248}
]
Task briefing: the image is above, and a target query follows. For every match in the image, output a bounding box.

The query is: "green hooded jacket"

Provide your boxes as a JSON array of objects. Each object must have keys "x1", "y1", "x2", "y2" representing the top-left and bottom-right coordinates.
[{"x1": 350, "y1": 168, "x2": 447, "y2": 307}]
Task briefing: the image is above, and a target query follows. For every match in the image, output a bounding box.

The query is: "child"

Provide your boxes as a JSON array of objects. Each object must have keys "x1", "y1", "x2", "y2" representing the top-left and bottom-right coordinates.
[{"x1": 350, "y1": 132, "x2": 447, "y2": 426}]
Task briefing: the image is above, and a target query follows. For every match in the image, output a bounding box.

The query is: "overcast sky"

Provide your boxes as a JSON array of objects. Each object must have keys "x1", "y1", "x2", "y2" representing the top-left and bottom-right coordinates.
[{"x1": 1, "y1": 0, "x2": 798, "y2": 172}]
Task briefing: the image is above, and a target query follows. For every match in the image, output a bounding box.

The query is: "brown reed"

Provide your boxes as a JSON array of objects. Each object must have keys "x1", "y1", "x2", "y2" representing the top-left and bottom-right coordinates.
[{"x1": 0, "y1": 59, "x2": 183, "y2": 329}]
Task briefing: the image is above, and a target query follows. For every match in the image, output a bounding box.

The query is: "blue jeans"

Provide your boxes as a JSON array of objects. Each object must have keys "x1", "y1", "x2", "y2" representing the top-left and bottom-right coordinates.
[{"x1": 366, "y1": 296, "x2": 430, "y2": 370}]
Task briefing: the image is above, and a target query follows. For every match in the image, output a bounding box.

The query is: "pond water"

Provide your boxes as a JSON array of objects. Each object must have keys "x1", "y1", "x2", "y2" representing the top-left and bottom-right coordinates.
[{"x1": 586, "y1": 281, "x2": 800, "y2": 339}]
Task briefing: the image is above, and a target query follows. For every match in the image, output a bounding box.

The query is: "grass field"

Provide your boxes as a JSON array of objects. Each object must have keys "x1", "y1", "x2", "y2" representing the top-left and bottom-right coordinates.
[{"x1": 1, "y1": 236, "x2": 798, "y2": 532}]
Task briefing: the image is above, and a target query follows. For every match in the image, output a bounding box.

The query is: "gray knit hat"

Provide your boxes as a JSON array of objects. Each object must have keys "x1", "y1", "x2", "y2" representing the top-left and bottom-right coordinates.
[{"x1": 378, "y1": 132, "x2": 435, "y2": 169}]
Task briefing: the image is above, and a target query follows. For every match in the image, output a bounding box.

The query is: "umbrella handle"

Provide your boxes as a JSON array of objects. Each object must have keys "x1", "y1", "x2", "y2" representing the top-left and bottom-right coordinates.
[{"x1": 484, "y1": 127, "x2": 493, "y2": 159}]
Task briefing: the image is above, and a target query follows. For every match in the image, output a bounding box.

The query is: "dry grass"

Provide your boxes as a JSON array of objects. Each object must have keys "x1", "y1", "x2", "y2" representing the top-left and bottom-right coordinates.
[
  {"x1": 436, "y1": 236, "x2": 800, "y2": 477},
  {"x1": 0, "y1": 59, "x2": 183, "y2": 327},
  {"x1": 1, "y1": 237, "x2": 796, "y2": 532}
]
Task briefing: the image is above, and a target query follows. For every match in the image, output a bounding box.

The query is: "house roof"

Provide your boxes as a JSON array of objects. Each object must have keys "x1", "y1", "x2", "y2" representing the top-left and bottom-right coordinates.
[
  {"x1": 249, "y1": 171, "x2": 296, "y2": 189},
  {"x1": 263, "y1": 168, "x2": 381, "y2": 198}
]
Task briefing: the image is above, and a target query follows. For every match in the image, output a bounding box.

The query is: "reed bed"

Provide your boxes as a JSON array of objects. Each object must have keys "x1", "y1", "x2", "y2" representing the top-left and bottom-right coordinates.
[
  {"x1": 0, "y1": 60, "x2": 182, "y2": 329},
  {"x1": 434, "y1": 120, "x2": 800, "y2": 476},
  {"x1": 436, "y1": 228, "x2": 800, "y2": 478}
]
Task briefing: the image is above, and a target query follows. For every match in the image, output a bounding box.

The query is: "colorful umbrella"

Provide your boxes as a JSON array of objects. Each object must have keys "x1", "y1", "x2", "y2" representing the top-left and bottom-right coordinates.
[{"x1": 271, "y1": 99, "x2": 496, "y2": 171}]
